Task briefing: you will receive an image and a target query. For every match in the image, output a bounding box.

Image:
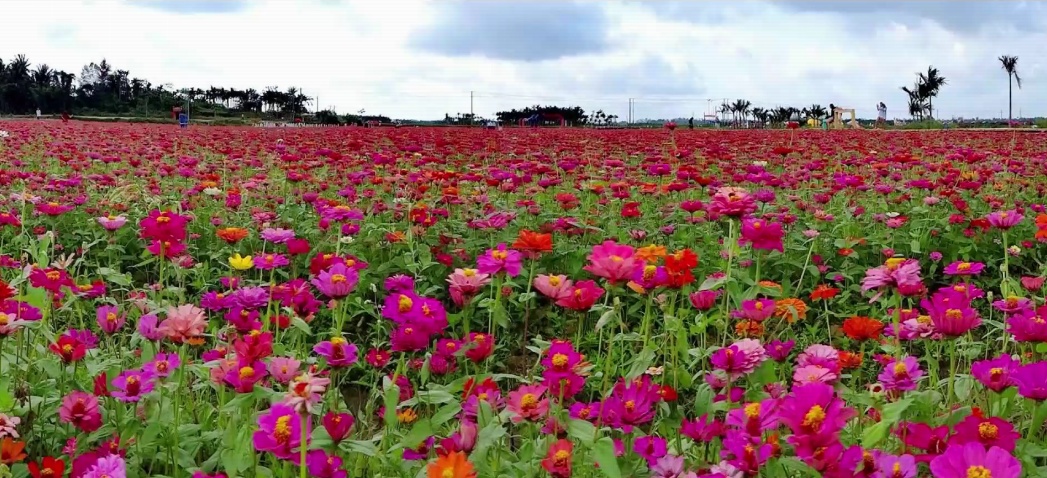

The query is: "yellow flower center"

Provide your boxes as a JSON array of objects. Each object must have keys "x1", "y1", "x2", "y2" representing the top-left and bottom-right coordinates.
[
  {"x1": 802, "y1": 405, "x2": 826, "y2": 429},
  {"x1": 331, "y1": 337, "x2": 347, "y2": 346},
  {"x1": 552, "y1": 353, "x2": 569, "y2": 367},
  {"x1": 239, "y1": 366, "x2": 255, "y2": 379},
  {"x1": 966, "y1": 465, "x2": 992, "y2": 478},
  {"x1": 744, "y1": 402, "x2": 761, "y2": 419},
  {"x1": 156, "y1": 216, "x2": 171, "y2": 223},
  {"x1": 331, "y1": 274, "x2": 346, "y2": 283},
  {"x1": 885, "y1": 258, "x2": 904, "y2": 270},
  {"x1": 492, "y1": 250, "x2": 508, "y2": 261},
  {"x1": 554, "y1": 450, "x2": 571, "y2": 465},
  {"x1": 990, "y1": 367, "x2": 1003, "y2": 378},
  {"x1": 978, "y1": 422, "x2": 999, "y2": 439},
  {"x1": 945, "y1": 309, "x2": 963, "y2": 320},
  {"x1": 463, "y1": 268, "x2": 476, "y2": 277},
  {"x1": 274, "y1": 415, "x2": 292, "y2": 442},
  {"x1": 610, "y1": 255, "x2": 623, "y2": 262},
  {"x1": 521, "y1": 393, "x2": 538, "y2": 409},
  {"x1": 549, "y1": 276, "x2": 561, "y2": 286},
  {"x1": 624, "y1": 400, "x2": 635, "y2": 412},
  {"x1": 398, "y1": 294, "x2": 413, "y2": 312},
  {"x1": 893, "y1": 362, "x2": 909, "y2": 377},
  {"x1": 442, "y1": 470, "x2": 454, "y2": 478},
  {"x1": 46, "y1": 271, "x2": 61, "y2": 281},
  {"x1": 643, "y1": 265, "x2": 656, "y2": 280},
  {"x1": 957, "y1": 262, "x2": 971, "y2": 271},
  {"x1": 106, "y1": 312, "x2": 118, "y2": 322},
  {"x1": 754, "y1": 302, "x2": 764, "y2": 310}
]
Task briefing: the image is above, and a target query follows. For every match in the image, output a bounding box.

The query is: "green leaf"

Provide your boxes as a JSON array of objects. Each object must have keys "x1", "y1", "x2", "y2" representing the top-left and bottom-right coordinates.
[
  {"x1": 881, "y1": 398, "x2": 914, "y2": 422},
  {"x1": 290, "y1": 316, "x2": 312, "y2": 336},
  {"x1": 593, "y1": 436, "x2": 622, "y2": 478},
  {"x1": 861, "y1": 421, "x2": 890, "y2": 448},
  {"x1": 400, "y1": 421, "x2": 433, "y2": 449},
  {"x1": 429, "y1": 403, "x2": 462, "y2": 430},
  {"x1": 775, "y1": 457, "x2": 820, "y2": 477},
  {"x1": 383, "y1": 381, "x2": 400, "y2": 429},
  {"x1": 567, "y1": 419, "x2": 596, "y2": 446},
  {"x1": 625, "y1": 348, "x2": 655, "y2": 381}
]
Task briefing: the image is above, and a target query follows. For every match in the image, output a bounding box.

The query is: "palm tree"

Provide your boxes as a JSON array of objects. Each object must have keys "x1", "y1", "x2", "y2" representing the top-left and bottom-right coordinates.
[
  {"x1": 901, "y1": 83, "x2": 925, "y2": 120},
  {"x1": 917, "y1": 66, "x2": 946, "y2": 119},
  {"x1": 999, "y1": 55, "x2": 1021, "y2": 124}
]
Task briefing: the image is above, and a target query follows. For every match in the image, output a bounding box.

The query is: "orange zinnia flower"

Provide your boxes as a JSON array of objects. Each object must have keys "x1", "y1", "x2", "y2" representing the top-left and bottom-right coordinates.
[
  {"x1": 0, "y1": 438, "x2": 27, "y2": 464},
  {"x1": 512, "y1": 230, "x2": 553, "y2": 257},
  {"x1": 839, "y1": 351, "x2": 863, "y2": 370},
  {"x1": 427, "y1": 451, "x2": 477, "y2": 478},
  {"x1": 216, "y1": 227, "x2": 249, "y2": 244},
  {"x1": 809, "y1": 284, "x2": 840, "y2": 301},
  {"x1": 841, "y1": 317, "x2": 884, "y2": 341},
  {"x1": 757, "y1": 280, "x2": 782, "y2": 291},
  {"x1": 635, "y1": 244, "x2": 668, "y2": 263},
  {"x1": 774, "y1": 298, "x2": 808, "y2": 323},
  {"x1": 735, "y1": 319, "x2": 765, "y2": 338}
]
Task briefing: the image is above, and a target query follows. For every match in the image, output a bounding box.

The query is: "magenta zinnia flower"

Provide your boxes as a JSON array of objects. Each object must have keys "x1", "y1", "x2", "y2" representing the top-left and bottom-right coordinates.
[
  {"x1": 1006, "y1": 308, "x2": 1047, "y2": 342},
  {"x1": 739, "y1": 218, "x2": 784, "y2": 252},
  {"x1": 942, "y1": 260, "x2": 985, "y2": 276},
  {"x1": 476, "y1": 243, "x2": 523, "y2": 277},
  {"x1": 310, "y1": 263, "x2": 358, "y2": 299},
  {"x1": 533, "y1": 274, "x2": 572, "y2": 301},
  {"x1": 949, "y1": 415, "x2": 1019, "y2": 452},
  {"x1": 252, "y1": 403, "x2": 309, "y2": 460},
  {"x1": 879, "y1": 356, "x2": 924, "y2": 393},
  {"x1": 111, "y1": 369, "x2": 156, "y2": 402},
  {"x1": 971, "y1": 355, "x2": 1018, "y2": 393},
  {"x1": 1013, "y1": 361, "x2": 1047, "y2": 401},
  {"x1": 143, "y1": 352, "x2": 181, "y2": 378},
  {"x1": 922, "y1": 290, "x2": 981, "y2": 337},
  {"x1": 929, "y1": 443, "x2": 1021, "y2": 478},
  {"x1": 726, "y1": 398, "x2": 780, "y2": 438},
  {"x1": 707, "y1": 187, "x2": 757, "y2": 218},
  {"x1": 992, "y1": 295, "x2": 1034, "y2": 316},
  {"x1": 555, "y1": 280, "x2": 604, "y2": 311},
  {"x1": 779, "y1": 382, "x2": 856, "y2": 444},
  {"x1": 254, "y1": 253, "x2": 290, "y2": 270},
  {"x1": 260, "y1": 227, "x2": 296, "y2": 243},
  {"x1": 732, "y1": 299, "x2": 775, "y2": 322},
  {"x1": 583, "y1": 240, "x2": 642, "y2": 284},
  {"x1": 632, "y1": 435, "x2": 667, "y2": 465},
  {"x1": 313, "y1": 337, "x2": 359, "y2": 367}
]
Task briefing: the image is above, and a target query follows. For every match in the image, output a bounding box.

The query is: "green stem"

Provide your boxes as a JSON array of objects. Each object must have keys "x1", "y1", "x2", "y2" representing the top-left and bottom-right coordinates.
[{"x1": 299, "y1": 412, "x2": 308, "y2": 478}]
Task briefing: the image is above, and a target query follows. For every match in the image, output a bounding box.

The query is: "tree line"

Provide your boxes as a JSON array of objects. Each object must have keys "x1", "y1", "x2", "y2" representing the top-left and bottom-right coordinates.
[{"x1": 0, "y1": 54, "x2": 317, "y2": 119}]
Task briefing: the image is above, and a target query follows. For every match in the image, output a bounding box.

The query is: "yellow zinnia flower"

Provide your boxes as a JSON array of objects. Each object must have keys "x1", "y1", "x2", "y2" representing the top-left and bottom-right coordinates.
[{"x1": 229, "y1": 253, "x2": 254, "y2": 270}]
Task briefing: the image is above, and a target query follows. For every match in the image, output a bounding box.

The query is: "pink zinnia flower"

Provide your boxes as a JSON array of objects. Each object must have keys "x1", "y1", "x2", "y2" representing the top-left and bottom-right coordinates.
[
  {"x1": 268, "y1": 357, "x2": 301, "y2": 384},
  {"x1": 476, "y1": 243, "x2": 523, "y2": 277},
  {"x1": 992, "y1": 296, "x2": 1034, "y2": 316},
  {"x1": 260, "y1": 228, "x2": 295, "y2": 243},
  {"x1": 689, "y1": 290, "x2": 721, "y2": 311},
  {"x1": 84, "y1": 454, "x2": 126, "y2": 478},
  {"x1": 302, "y1": 449, "x2": 346, "y2": 478},
  {"x1": 59, "y1": 391, "x2": 102, "y2": 433},
  {"x1": 707, "y1": 187, "x2": 757, "y2": 218},
  {"x1": 796, "y1": 344, "x2": 840, "y2": 373},
  {"x1": 158, "y1": 304, "x2": 207, "y2": 344},
  {"x1": 986, "y1": 210, "x2": 1023, "y2": 230},
  {"x1": 95, "y1": 305, "x2": 126, "y2": 334},
  {"x1": 861, "y1": 258, "x2": 923, "y2": 301},
  {"x1": 533, "y1": 274, "x2": 573, "y2": 301},
  {"x1": 792, "y1": 365, "x2": 838, "y2": 385},
  {"x1": 555, "y1": 280, "x2": 604, "y2": 311},
  {"x1": 322, "y1": 412, "x2": 354, "y2": 444},
  {"x1": 447, "y1": 268, "x2": 492, "y2": 307},
  {"x1": 507, "y1": 384, "x2": 549, "y2": 423},
  {"x1": 583, "y1": 240, "x2": 641, "y2": 284},
  {"x1": 96, "y1": 215, "x2": 127, "y2": 231},
  {"x1": 632, "y1": 435, "x2": 667, "y2": 465},
  {"x1": 929, "y1": 443, "x2": 1021, "y2": 478},
  {"x1": 284, "y1": 371, "x2": 331, "y2": 413}
]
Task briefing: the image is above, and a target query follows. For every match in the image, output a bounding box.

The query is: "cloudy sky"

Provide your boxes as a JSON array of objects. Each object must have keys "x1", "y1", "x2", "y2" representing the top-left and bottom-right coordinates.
[{"x1": 3, "y1": 0, "x2": 1045, "y2": 121}]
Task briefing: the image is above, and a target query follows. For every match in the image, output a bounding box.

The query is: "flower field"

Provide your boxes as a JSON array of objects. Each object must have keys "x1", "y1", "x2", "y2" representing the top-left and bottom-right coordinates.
[{"x1": 2, "y1": 121, "x2": 1047, "y2": 477}]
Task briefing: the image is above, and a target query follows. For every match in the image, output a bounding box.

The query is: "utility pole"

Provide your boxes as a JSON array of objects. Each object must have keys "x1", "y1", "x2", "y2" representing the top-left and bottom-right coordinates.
[
  {"x1": 470, "y1": 91, "x2": 474, "y2": 126},
  {"x1": 628, "y1": 98, "x2": 634, "y2": 125}
]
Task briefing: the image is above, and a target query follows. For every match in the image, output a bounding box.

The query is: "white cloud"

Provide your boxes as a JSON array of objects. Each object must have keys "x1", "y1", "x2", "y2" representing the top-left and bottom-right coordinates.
[{"x1": 2, "y1": 0, "x2": 1044, "y2": 121}]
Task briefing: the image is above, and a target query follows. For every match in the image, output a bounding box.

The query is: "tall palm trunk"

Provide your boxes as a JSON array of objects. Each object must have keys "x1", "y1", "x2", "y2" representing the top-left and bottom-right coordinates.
[{"x1": 1008, "y1": 73, "x2": 1013, "y2": 124}]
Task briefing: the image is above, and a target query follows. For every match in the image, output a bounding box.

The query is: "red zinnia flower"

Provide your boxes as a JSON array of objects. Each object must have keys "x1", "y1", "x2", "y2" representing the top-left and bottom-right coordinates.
[
  {"x1": 28, "y1": 456, "x2": 66, "y2": 478},
  {"x1": 842, "y1": 317, "x2": 884, "y2": 341},
  {"x1": 50, "y1": 336, "x2": 87, "y2": 363}
]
